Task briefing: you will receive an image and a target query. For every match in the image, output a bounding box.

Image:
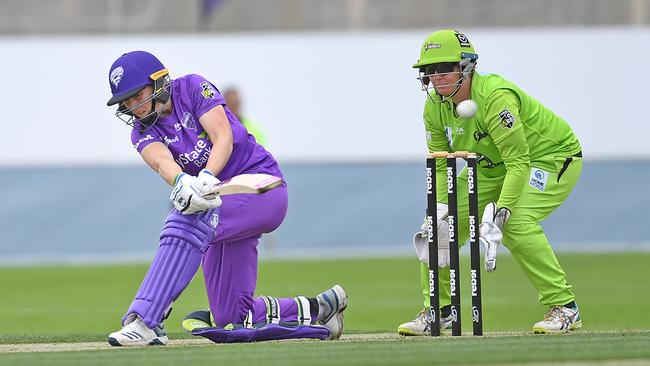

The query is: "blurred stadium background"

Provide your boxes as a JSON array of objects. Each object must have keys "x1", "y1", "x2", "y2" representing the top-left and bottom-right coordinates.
[{"x1": 1, "y1": 0, "x2": 650, "y2": 265}]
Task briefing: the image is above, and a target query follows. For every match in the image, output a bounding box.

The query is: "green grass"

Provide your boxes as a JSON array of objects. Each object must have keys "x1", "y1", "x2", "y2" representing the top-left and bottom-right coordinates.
[
  {"x1": 1, "y1": 253, "x2": 649, "y2": 364},
  {"x1": 2, "y1": 332, "x2": 650, "y2": 365}
]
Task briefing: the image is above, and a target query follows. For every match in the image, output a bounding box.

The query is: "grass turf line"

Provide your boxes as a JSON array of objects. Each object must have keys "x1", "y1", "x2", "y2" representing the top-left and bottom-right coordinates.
[
  {"x1": 0, "y1": 254, "x2": 648, "y2": 344},
  {"x1": 1, "y1": 332, "x2": 650, "y2": 366}
]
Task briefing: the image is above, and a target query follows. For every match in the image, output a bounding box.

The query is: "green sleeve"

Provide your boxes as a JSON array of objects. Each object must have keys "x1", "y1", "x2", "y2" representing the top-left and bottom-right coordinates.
[
  {"x1": 484, "y1": 89, "x2": 531, "y2": 210},
  {"x1": 423, "y1": 102, "x2": 450, "y2": 204}
]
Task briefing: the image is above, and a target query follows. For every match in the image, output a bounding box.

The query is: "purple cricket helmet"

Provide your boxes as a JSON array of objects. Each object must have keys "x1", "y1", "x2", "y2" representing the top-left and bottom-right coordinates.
[{"x1": 107, "y1": 50, "x2": 172, "y2": 131}]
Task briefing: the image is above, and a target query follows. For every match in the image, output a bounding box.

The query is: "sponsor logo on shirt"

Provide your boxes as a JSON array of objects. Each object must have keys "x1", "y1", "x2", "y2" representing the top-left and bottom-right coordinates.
[
  {"x1": 134, "y1": 134, "x2": 154, "y2": 149},
  {"x1": 162, "y1": 135, "x2": 179, "y2": 146},
  {"x1": 473, "y1": 130, "x2": 489, "y2": 142},
  {"x1": 426, "y1": 130, "x2": 432, "y2": 142},
  {"x1": 110, "y1": 66, "x2": 124, "y2": 88},
  {"x1": 498, "y1": 108, "x2": 515, "y2": 128},
  {"x1": 200, "y1": 81, "x2": 216, "y2": 99},
  {"x1": 455, "y1": 33, "x2": 471, "y2": 48},
  {"x1": 456, "y1": 127, "x2": 465, "y2": 135},
  {"x1": 175, "y1": 139, "x2": 211, "y2": 169},
  {"x1": 181, "y1": 112, "x2": 197, "y2": 131},
  {"x1": 529, "y1": 168, "x2": 549, "y2": 191}
]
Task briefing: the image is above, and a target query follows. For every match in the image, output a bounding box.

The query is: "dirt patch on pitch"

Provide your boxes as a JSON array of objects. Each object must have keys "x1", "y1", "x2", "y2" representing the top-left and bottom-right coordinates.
[{"x1": 0, "y1": 334, "x2": 400, "y2": 353}]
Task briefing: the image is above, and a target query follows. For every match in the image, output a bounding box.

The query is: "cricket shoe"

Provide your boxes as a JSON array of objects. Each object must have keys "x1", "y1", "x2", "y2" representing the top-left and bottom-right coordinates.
[
  {"x1": 108, "y1": 314, "x2": 168, "y2": 346},
  {"x1": 533, "y1": 304, "x2": 582, "y2": 334},
  {"x1": 397, "y1": 307, "x2": 453, "y2": 336},
  {"x1": 316, "y1": 285, "x2": 349, "y2": 340},
  {"x1": 182, "y1": 309, "x2": 215, "y2": 333}
]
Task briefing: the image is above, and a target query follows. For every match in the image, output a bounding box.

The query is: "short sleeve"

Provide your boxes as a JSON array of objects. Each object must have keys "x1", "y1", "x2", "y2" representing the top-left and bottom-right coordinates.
[
  {"x1": 131, "y1": 128, "x2": 161, "y2": 153},
  {"x1": 187, "y1": 75, "x2": 226, "y2": 119}
]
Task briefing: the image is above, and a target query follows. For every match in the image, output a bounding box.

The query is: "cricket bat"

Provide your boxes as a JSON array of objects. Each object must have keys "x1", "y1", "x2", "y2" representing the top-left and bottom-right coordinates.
[{"x1": 203, "y1": 173, "x2": 283, "y2": 197}]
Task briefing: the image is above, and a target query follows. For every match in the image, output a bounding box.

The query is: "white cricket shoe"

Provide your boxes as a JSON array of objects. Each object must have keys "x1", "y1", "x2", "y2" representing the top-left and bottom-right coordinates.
[
  {"x1": 108, "y1": 314, "x2": 168, "y2": 346},
  {"x1": 533, "y1": 305, "x2": 582, "y2": 334},
  {"x1": 316, "y1": 285, "x2": 348, "y2": 340},
  {"x1": 397, "y1": 308, "x2": 453, "y2": 336}
]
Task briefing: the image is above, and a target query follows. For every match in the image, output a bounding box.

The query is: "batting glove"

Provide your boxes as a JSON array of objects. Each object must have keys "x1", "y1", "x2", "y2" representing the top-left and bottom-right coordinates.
[
  {"x1": 170, "y1": 173, "x2": 222, "y2": 215},
  {"x1": 196, "y1": 169, "x2": 221, "y2": 198}
]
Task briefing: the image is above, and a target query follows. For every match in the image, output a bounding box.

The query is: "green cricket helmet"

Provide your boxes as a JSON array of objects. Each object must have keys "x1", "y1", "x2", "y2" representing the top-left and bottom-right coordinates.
[
  {"x1": 414, "y1": 30, "x2": 478, "y2": 102},
  {"x1": 413, "y1": 29, "x2": 478, "y2": 68}
]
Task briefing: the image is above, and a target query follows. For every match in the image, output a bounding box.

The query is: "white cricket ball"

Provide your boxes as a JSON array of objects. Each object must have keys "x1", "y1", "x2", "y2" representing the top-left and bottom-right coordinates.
[{"x1": 456, "y1": 99, "x2": 478, "y2": 119}]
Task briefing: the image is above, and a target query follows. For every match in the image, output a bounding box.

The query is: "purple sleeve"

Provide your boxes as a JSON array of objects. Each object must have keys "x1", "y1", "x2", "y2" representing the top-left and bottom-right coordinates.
[
  {"x1": 131, "y1": 128, "x2": 161, "y2": 153},
  {"x1": 188, "y1": 75, "x2": 226, "y2": 119}
]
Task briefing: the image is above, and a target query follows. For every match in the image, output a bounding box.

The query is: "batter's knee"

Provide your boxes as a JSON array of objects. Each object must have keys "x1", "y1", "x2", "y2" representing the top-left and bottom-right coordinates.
[{"x1": 212, "y1": 292, "x2": 254, "y2": 327}]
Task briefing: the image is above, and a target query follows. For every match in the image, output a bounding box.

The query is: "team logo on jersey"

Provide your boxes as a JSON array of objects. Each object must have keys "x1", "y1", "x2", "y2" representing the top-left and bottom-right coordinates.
[
  {"x1": 498, "y1": 108, "x2": 515, "y2": 128},
  {"x1": 529, "y1": 168, "x2": 549, "y2": 191},
  {"x1": 181, "y1": 112, "x2": 197, "y2": 131},
  {"x1": 455, "y1": 33, "x2": 471, "y2": 48},
  {"x1": 200, "y1": 81, "x2": 216, "y2": 99},
  {"x1": 110, "y1": 66, "x2": 124, "y2": 87},
  {"x1": 424, "y1": 42, "x2": 441, "y2": 51}
]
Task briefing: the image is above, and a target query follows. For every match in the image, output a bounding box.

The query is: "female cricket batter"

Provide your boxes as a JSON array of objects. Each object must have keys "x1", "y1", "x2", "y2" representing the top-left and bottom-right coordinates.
[
  {"x1": 105, "y1": 51, "x2": 347, "y2": 346},
  {"x1": 398, "y1": 30, "x2": 583, "y2": 335}
]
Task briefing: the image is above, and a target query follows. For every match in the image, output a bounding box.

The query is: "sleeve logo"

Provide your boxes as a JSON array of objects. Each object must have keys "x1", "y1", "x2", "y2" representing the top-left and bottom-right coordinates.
[
  {"x1": 498, "y1": 108, "x2": 515, "y2": 128},
  {"x1": 200, "y1": 81, "x2": 216, "y2": 99}
]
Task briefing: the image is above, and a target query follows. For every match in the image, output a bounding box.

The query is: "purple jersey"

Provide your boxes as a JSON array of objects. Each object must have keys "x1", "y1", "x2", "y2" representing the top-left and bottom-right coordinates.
[{"x1": 131, "y1": 74, "x2": 282, "y2": 180}]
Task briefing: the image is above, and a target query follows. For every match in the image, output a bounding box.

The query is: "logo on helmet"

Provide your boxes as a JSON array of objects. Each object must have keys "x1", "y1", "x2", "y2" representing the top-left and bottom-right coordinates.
[
  {"x1": 110, "y1": 66, "x2": 125, "y2": 88},
  {"x1": 424, "y1": 42, "x2": 441, "y2": 51},
  {"x1": 455, "y1": 33, "x2": 471, "y2": 48}
]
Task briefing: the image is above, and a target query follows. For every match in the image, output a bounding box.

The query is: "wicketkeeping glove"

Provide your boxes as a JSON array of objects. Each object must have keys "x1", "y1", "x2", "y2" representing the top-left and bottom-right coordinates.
[
  {"x1": 479, "y1": 202, "x2": 510, "y2": 272},
  {"x1": 413, "y1": 203, "x2": 451, "y2": 268}
]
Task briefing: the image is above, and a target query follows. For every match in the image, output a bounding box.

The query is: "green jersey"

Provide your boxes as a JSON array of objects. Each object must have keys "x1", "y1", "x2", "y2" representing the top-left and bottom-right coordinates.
[{"x1": 424, "y1": 71, "x2": 581, "y2": 210}]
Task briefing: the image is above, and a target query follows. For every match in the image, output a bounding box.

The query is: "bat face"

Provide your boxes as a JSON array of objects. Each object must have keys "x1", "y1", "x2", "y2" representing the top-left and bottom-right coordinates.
[{"x1": 203, "y1": 174, "x2": 283, "y2": 196}]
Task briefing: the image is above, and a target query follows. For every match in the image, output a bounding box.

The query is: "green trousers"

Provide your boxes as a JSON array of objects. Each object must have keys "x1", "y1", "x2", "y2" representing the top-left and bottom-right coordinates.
[{"x1": 420, "y1": 156, "x2": 583, "y2": 308}]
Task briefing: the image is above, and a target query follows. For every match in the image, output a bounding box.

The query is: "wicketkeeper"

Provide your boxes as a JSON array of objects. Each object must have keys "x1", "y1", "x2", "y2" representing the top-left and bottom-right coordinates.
[
  {"x1": 105, "y1": 51, "x2": 347, "y2": 346},
  {"x1": 399, "y1": 30, "x2": 583, "y2": 335}
]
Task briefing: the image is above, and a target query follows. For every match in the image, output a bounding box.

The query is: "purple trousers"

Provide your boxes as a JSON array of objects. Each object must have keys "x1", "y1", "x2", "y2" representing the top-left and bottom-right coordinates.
[
  {"x1": 203, "y1": 183, "x2": 288, "y2": 326},
  {"x1": 124, "y1": 183, "x2": 320, "y2": 331}
]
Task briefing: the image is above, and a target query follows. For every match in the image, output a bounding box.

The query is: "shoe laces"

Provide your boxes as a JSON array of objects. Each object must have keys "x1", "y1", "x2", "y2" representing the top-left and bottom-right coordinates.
[
  {"x1": 416, "y1": 309, "x2": 432, "y2": 324},
  {"x1": 544, "y1": 305, "x2": 577, "y2": 324}
]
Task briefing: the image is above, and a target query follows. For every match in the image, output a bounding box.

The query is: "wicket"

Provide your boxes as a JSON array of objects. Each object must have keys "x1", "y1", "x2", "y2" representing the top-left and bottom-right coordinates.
[{"x1": 426, "y1": 151, "x2": 483, "y2": 336}]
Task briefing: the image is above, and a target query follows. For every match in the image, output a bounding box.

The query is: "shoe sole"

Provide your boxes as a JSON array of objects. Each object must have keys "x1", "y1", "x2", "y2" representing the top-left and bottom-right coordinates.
[
  {"x1": 397, "y1": 327, "x2": 427, "y2": 336},
  {"x1": 182, "y1": 319, "x2": 212, "y2": 333},
  {"x1": 532, "y1": 320, "x2": 582, "y2": 334},
  {"x1": 107, "y1": 336, "x2": 168, "y2": 347},
  {"x1": 332, "y1": 285, "x2": 349, "y2": 312},
  {"x1": 324, "y1": 285, "x2": 348, "y2": 340}
]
